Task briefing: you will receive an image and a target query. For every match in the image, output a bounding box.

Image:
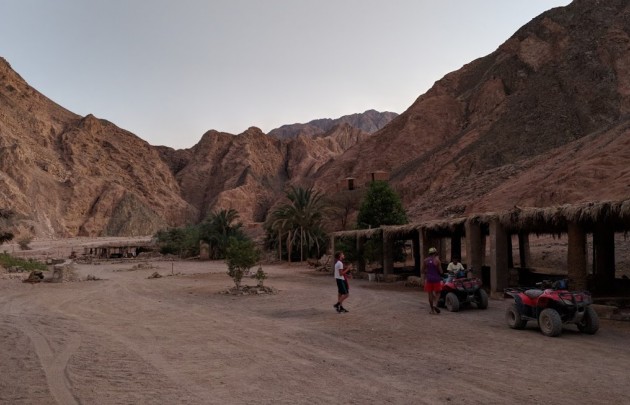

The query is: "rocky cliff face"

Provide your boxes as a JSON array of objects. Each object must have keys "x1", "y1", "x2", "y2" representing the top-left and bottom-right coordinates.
[
  {"x1": 158, "y1": 123, "x2": 370, "y2": 224},
  {"x1": 2, "y1": 0, "x2": 629, "y2": 237},
  {"x1": 0, "y1": 56, "x2": 370, "y2": 237},
  {"x1": 312, "y1": 0, "x2": 630, "y2": 222},
  {"x1": 0, "y1": 58, "x2": 196, "y2": 237}
]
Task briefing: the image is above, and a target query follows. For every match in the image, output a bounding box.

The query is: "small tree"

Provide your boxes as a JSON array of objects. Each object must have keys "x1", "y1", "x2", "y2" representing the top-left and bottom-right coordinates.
[
  {"x1": 200, "y1": 208, "x2": 247, "y2": 259},
  {"x1": 253, "y1": 265, "x2": 268, "y2": 287},
  {"x1": 356, "y1": 181, "x2": 409, "y2": 265},
  {"x1": 154, "y1": 226, "x2": 200, "y2": 258},
  {"x1": 357, "y1": 181, "x2": 408, "y2": 229},
  {"x1": 225, "y1": 237, "x2": 260, "y2": 288}
]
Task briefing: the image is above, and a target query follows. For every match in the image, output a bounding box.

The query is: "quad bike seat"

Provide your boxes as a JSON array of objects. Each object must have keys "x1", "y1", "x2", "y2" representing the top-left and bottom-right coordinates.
[{"x1": 524, "y1": 289, "x2": 544, "y2": 299}]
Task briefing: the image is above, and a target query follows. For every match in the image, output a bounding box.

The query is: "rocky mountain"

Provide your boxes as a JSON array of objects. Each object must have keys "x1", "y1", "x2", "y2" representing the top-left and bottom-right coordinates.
[
  {"x1": 312, "y1": 0, "x2": 630, "y2": 222},
  {"x1": 2, "y1": 0, "x2": 629, "y2": 237},
  {"x1": 268, "y1": 109, "x2": 397, "y2": 139},
  {"x1": 0, "y1": 58, "x2": 197, "y2": 237},
  {"x1": 0, "y1": 56, "x2": 371, "y2": 237},
  {"x1": 155, "y1": 123, "x2": 370, "y2": 224}
]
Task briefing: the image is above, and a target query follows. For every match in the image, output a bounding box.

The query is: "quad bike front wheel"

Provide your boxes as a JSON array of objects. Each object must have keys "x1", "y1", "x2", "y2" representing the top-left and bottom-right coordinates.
[
  {"x1": 476, "y1": 289, "x2": 489, "y2": 309},
  {"x1": 506, "y1": 303, "x2": 527, "y2": 329},
  {"x1": 445, "y1": 292, "x2": 460, "y2": 312},
  {"x1": 577, "y1": 306, "x2": 600, "y2": 334},
  {"x1": 436, "y1": 293, "x2": 446, "y2": 308},
  {"x1": 539, "y1": 308, "x2": 563, "y2": 337}
]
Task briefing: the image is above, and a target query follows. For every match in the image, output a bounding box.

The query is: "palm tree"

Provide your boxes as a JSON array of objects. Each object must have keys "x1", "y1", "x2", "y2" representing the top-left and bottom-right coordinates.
[
  {"x1": 267, "y1": 205, "x2": 293, "y2": 262},
  {"x1": 267, "y1": 186, "x2": 327, "y2": 262},
  {"x1": 200, "y1": 208, "x2": 245, "y2": 259}
]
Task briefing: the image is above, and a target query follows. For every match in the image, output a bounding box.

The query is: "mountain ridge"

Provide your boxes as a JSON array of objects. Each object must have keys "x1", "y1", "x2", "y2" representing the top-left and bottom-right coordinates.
[{"x1": 1, "y1": 0, "x2": 629, "y2": 237}]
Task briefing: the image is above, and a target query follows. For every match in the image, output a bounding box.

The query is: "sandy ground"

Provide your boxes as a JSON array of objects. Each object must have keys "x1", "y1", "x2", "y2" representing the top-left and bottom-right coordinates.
[{"x1": 2, "y1": 239, "x2": 630, "y2": 404}]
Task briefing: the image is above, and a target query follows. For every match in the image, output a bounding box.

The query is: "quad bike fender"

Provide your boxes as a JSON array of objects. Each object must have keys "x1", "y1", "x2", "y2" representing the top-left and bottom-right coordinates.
[
  {"x1": 507, "y1": 293, "x2": 526, "y2": 312},
  {"x1": 505, "y1": 292, "x2": 536, "y2": 307},
  {"x1": 535, "y1": 296, "x2": 553, "y2": 308}
]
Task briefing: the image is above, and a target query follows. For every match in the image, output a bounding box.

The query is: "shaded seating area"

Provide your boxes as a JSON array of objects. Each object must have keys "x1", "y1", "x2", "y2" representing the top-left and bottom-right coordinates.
[
  {"x1": 331, "y1": 199, "x2": 630, "y2": 296},
  {"x1": 82, "y1": 241, "x2": 156, "y2": 259}
]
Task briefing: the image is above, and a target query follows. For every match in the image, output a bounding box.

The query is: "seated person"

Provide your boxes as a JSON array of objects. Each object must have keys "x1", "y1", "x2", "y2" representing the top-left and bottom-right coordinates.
[{"x1": 447, "y1": 258, "x2": 466, "y2": 278}]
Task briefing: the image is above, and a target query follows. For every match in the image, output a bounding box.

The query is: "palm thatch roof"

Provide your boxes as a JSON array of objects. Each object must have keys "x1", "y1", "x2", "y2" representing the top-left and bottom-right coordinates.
[
  {"x1": 332, "y1": 228, "x2": 382, "y2": 239},
  {"x1": 381, "y1": 224, "x2": 422, "y2": 237},
  {"x1": 493, "y1": 199, "x2": 630, "y2": 234},
  {"x1": 331, "y1": 199, "x2": 630, "y2": 241}
]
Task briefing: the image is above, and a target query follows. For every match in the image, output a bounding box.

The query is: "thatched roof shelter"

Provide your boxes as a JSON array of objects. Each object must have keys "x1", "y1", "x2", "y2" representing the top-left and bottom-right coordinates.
[
  {"x1": 474, "y1": 199, "x2": 630, "y2": 235},
  {"x1": 381, "y1": 224, "x2": 421, "y2": 238},
  {"x1": 334, "y1": 217, "x2": 469, "y2": 240},
  {"x1": 332, "y1": 199, "x2": 630, "y2": 241},
  {"x1": 332, "y1": 228, "x2": 382, "y2": 239},
  {"x1": 329, "y1": 198, "x2": 630, "y2": 292}
]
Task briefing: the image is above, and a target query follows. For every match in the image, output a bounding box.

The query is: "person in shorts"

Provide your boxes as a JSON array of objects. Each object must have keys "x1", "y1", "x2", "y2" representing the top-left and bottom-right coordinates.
[
  {"x1": 422, "y1": 247, "x2": 443, "y2": 314},
  {"x1": 333, "y1": 251, "x2": 350, "y2": 313}
]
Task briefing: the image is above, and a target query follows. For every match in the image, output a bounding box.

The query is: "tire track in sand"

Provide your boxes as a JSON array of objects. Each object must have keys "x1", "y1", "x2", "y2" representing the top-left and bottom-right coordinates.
[
  {"x1": 12, "y1": 315, "x2": 81, "y2": 405},
  {"x1": 0, "y1": 288, "x2": 81, "y2": 405}
]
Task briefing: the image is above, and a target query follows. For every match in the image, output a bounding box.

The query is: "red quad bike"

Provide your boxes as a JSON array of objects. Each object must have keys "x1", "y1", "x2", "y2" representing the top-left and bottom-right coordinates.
[
  {"x1": 504, "y1": 279, "x2": 600, "y2": 337},
  {"x1": 437, "y1": 268, "x2": 489, "y2": 312}
]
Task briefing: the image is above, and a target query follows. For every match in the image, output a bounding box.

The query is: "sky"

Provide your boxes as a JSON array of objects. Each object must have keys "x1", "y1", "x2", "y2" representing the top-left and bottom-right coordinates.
[{"x1": 1, "y1": 0, "x2": 571, "y2": 149}]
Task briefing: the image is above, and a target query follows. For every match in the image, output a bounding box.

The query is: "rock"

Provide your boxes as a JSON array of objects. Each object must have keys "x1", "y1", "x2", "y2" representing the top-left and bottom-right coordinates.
[
  {"x1": 405, "y1": 276, "x2": 424, "y2": 288},
  {"x1": 23, "y1": 270, "x2": 44, "y2": 283}
]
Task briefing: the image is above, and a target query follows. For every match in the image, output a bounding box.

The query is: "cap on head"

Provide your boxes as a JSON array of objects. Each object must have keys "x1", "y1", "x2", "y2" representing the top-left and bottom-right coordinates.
[{"x1": 428, "y1": 247, "x2": 437, "y2": 254}]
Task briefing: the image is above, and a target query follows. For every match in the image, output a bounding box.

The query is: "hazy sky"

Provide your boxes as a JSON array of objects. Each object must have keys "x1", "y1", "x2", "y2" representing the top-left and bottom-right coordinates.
[{"x1": 1, "y1": 1, "x2": 571, "y2": 149}]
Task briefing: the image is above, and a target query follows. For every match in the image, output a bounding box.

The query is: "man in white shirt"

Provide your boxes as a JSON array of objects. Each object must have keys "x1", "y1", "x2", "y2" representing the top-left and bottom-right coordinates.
[
  {"x1": 447, "y1": 257, "x2": 466, "y2": 278},
  {"x1": 333, "y1": 251, "x2": 351, "y2": 313}
]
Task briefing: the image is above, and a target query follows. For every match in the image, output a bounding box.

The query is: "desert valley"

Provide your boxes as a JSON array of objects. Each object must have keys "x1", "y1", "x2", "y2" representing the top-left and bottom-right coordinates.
[{"x1": 2, "y1": 0, "x2": 630, "y2": 404}]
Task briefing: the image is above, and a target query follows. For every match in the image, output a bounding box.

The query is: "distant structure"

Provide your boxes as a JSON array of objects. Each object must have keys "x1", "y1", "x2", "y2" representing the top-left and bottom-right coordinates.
[
  {"x1": 367, "y1": 170, "x2": 389, "y2": 184},
  {"x1": 82, "y1": 240, "x2": 155, "y2": 259},
  {"x1": 331, "y1": 199, "x2": 630, "y2": 296},
  {"x1": 338, "y1": 171, "x2": 389, "y2": 191}
]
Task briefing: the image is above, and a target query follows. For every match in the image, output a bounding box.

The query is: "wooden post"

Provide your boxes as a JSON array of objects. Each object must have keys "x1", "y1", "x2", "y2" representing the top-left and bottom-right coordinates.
[
  {"x1": 567, "y1": 222, "x2": 588, "y2": 291},
  {"x1": 489, "y1": 219, "x2": 509, "y2": 295},
  {"x1": 518, "y1": 232, "x2": 531, "y2": 268},
  {"x1": 357, "y1": 236, "x2": 365, "y2": 273},
  {"x1": 593, "y1": 224, "x2": 615, "y2": 293},
  {"x1": 450, "y1": 233, "x2": 462, "y2": 262},
  {"x1": 412, "y1": 231, "x2": 421, "y2": 276},
  {"x1": 507, "y1": 233, "x2": 514, "y2": 268},
  {"x1": 383, "y1": 233, "x2": 393, "y2": 275},
  {"x1": 465, "y1": 221, "x2": 483, "y2": 276}
]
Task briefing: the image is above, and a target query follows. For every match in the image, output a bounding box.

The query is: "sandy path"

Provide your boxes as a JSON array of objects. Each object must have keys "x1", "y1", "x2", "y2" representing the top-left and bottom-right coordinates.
[{"x1": 1, "y1": 259, "x2": 630, "y2": 404}]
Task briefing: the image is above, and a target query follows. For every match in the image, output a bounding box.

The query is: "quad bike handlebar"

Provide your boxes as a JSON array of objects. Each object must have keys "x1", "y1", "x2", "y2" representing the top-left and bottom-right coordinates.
[{"x1": 535, "y1": 279, "x2": 568, "y2": 290}]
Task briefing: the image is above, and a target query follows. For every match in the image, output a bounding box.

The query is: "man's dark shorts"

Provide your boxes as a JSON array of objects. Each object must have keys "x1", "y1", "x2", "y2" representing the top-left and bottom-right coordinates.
[{"x1": 336, "y1": 278, "x2": 349, "y2": 295}]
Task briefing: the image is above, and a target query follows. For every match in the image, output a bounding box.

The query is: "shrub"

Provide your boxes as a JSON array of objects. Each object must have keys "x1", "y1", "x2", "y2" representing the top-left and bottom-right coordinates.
[
  {"x1": 253, "y1": 265, "x2": 267, "y2": 287},
  {"x1": 0, "y1": 253, "x2": 47, "y2": 271},
  {"x1": 225, "y1": 237, "x2": 260, "y2": 288}
]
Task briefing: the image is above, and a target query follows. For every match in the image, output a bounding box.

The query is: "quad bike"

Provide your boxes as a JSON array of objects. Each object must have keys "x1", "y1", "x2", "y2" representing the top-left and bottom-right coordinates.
[
  {"x1": 504, "y1": 279, "x2": 599, "y2": 337},
  {"x1": 437, "y1": 268, "x2": 489, "y2": 312}
]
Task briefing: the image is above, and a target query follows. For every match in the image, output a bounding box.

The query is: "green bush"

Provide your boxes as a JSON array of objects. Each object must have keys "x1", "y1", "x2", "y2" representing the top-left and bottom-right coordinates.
[
  {"x1": 0, "y1": 253, "x2": 47, "y2": 271},
  {"x1": 225, "y1": 237, "x2": 260, "y2": 288},
  {"x1": 253, "y1": 266, "x2": 268, "y2": 287},
  {"x1": 154, "y1": 226, "x2": 200, "y2": 258},
  {"x1": 199, "y1": 209, "x2": 247, "y2": 260}
]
